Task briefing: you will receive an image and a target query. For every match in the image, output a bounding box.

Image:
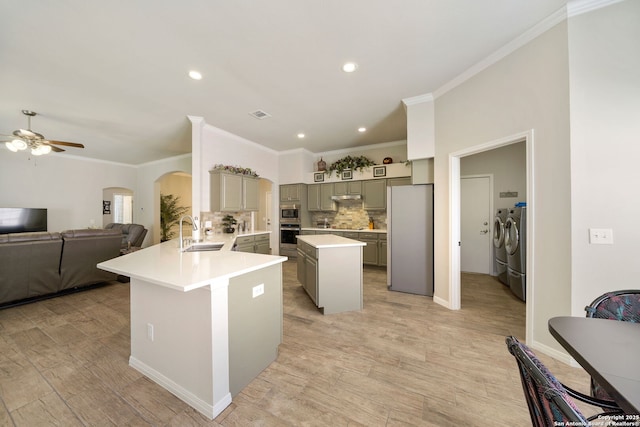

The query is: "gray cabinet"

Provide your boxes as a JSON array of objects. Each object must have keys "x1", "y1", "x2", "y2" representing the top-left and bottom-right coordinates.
[
  {"x1": 334, "y1": 181, "x2": 362, "y2": 196},
  {"x1": 243, "y1": 177, "x2": 259, "y2": 211},
  {"x1": 378, "y1": 234, "x2": 387, "y2": 267},
  {"x1": 234, "y1": 233, "x2": 270, "y2": 254},
  {"x1": 360, "y1": 235, "x2": 379, "y2": 265},
  {"x1": 297, "y1": 240, "x2": 318, "y2": 305},
  {"x1": 343, "y1": 231, "x2": 387, "y2": 266},
  {"x1": 280, "y1": 184, "x2": 302, "y2": 202},
  {"x1": 363, "y1": 179, "x2": 386, "y2": 210},
  {"x1": 387, "y1": 177, "x2": 412, "y2": 186},
  {"x1": 308, "y1": 183, "x2": 336, "y2": 211},
  {"x1": 300, "y1": 230, "x2": 316, "y2": 235},
  {"x1": 296, "y1": 236, "x2": 362, "y2": 314},
  {"x1": 210, "y1": 171, "x2": 258, "y2": 212}
]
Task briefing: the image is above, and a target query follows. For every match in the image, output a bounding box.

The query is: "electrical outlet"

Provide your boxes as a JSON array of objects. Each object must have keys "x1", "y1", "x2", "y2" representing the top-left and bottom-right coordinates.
[
  {"x1": 589, "y1": 228, "x2": 613, "y2": 245},
  {"x1": 147, "y1": 323, "x2": 154, "y2": 341},
  {"x1": 252, "y1": 283, "x2": 264, "y2": 298}
]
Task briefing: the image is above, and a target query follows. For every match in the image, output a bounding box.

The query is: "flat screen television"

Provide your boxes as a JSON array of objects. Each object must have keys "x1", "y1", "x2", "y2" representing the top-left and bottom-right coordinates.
[{"x1": 0, "y1": 208, "x2": 48, "y2": 234}]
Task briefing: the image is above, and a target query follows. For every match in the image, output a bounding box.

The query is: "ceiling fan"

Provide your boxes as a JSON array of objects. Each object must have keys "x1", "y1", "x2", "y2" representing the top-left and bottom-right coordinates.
[{"x1": 1, "y1": 110, "x2": 85, "y2": 155}]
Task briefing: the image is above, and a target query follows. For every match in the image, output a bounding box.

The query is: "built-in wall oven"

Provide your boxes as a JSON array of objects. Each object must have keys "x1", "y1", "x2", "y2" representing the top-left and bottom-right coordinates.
[{"x1": 280, "y1": 222, "x2": 300, "y2": 258}]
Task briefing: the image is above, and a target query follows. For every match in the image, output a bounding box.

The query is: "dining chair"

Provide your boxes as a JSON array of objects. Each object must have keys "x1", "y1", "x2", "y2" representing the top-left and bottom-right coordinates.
[
  {"x1": 505, "y1": 336, "x2": 621, "y2": 426},
  {"x1": 584, "y1": 289, "x2": 640, "y2": 401}
]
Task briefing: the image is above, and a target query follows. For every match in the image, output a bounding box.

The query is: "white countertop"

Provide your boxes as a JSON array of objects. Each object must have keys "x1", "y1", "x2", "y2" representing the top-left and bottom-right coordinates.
[
  {"x1": 297, "y1": 234, "x2": 367, "y2": 248},
  {"x1": 98, "y1": 231, "x2": 286, "y2": 292},
  {"x1": 302, "y1": 228, "x2": 386, "y2": 234}
]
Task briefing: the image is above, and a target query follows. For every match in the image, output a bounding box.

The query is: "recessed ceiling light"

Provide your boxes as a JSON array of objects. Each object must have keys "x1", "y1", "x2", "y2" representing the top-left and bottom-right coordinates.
[
  {"x1": 358, "y1": 127, "x2": 366, "y2": 133},
  {"x1": 188, "y1": 70, "x2": 202, "y2": 80},
  {"x1": 342, "y1": 62, "x2": 358, "y2": 73},
  {"x1": 297, "y1": 133, "x2": 305, "y2": 139}
]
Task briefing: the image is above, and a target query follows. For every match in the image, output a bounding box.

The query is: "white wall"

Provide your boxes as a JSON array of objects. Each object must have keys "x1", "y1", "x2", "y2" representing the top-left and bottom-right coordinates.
[
  {"x1": 0, "y1": 150, "x2": 191, "y2": 247},
  {"x1": 193, "y1": 121, "x2": 280, "y2": 253},
  {"x1": 0, "y1": 152, "x2": 136, "y2": 231},
  {"x1": 568, "y1": 1, "x2": 640, "y2": 314},
  {"x1": 434, "y1": 21, "x2": 571, "y2": 351}
]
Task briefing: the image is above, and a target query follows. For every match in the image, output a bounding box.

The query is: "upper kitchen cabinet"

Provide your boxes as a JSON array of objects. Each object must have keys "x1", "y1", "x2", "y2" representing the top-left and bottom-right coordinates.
[
  {"x1": 308, "y1": 183, "x2": 336, "y2": 211},
  {"x1": 387, "y1": 177, "x2": 412, "y2": 187},
  {"x1": 210, "y1": 170, "x2": 259, "y2": 212},
  {"x1": 334, "y1": 181, "x2": 362, "y2": 196},
  {"x1": 280, "y1": 184, "x2": 303, "y2": 202},
  {"x1": 363, "y1": 179, "x2": 386, "y2": 210}
]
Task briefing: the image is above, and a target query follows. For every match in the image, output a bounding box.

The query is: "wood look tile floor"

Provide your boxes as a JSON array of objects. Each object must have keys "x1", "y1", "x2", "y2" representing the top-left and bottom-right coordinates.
[{"x1": 0, "y1": 261, "x2": 594, "y2": 426}]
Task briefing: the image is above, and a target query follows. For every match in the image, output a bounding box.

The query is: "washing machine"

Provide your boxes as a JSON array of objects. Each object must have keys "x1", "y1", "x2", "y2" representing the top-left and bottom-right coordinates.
[
  {"x1": 505, "y1": 206, "x2": 526, "y2": 301},
  {"x1": 493, "y1": 208, "x2": 509, "y2": 286}
]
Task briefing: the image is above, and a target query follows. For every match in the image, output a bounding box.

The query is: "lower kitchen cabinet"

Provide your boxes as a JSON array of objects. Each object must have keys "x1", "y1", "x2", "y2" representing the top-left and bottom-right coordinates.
[
  {"x1": 378, "y1": 235, "x2": 387, "y2": 266},
  {"x1": 296, "y1": 235, "x2": 363, "y2": 314},
  {"x1": 234, "y1": 233, "x2": 270, "y2": 254}
]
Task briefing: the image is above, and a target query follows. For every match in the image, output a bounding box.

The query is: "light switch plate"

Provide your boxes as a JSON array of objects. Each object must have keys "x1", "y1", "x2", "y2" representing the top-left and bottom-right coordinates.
[{"x1": 589, "y1": 228, "x2": 613, "y2": 245}]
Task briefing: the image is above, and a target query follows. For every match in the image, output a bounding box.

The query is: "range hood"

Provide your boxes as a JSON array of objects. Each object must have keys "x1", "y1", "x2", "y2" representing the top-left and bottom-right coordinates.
[{"x1": 331, "y1": 194, "x2": 362, "y2": 201}]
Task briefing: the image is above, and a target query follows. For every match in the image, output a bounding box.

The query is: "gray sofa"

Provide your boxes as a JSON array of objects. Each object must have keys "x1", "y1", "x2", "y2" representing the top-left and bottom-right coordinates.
[
  {"x1": 0, "y1": 228, "x2": 122, "y2": 308},
  {"x1": 104, "y1": 223, "x2": 147, "y2": 252}
]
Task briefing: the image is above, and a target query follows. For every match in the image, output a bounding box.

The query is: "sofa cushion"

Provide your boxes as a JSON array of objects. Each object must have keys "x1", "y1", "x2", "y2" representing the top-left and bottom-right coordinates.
[
  {"x1": 104, "y1": 223, "x2": 147, "y2": 248},
  {"x1": 0, "y1": 232, "x2": 63, "y2": 304},
  {"x1": 59, "y1": 228, "x2": 122, "y2": 290}
]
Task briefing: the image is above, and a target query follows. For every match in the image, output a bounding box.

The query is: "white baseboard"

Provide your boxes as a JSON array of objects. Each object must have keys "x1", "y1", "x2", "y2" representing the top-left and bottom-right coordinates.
[
  {"x1": 433, "y1": 295, "x2": 451, "y2": 309},
  {"x1": 129, "y1": 356, "x2": 232, "y2": 420}
]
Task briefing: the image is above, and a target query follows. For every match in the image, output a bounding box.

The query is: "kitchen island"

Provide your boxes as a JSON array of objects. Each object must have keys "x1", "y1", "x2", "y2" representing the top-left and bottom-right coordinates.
[
  {"x1": 296, "y1": 234, "x2": 365, "y2": 314},
  {"x1": 98, "y1": 232, "x2": 285, "y2": 420}
]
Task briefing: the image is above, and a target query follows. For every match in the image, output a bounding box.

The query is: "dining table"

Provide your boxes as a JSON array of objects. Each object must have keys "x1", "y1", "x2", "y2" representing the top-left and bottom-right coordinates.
[{"x1": 548, "y1": 316, "x2": 640, "y2": 415}]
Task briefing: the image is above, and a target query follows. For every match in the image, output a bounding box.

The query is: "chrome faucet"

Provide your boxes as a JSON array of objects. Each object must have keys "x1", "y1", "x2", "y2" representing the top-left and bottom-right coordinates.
[{"x1": 179, "y1": 215, "x2": 198, "y2": 251}]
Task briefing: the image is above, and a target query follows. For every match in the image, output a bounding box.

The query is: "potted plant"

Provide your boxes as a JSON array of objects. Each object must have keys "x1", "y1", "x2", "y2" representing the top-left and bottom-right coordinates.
[
  {"x1": 160, "y1": 193, "x2": 190, "y2": 242},
  {"x1": 221, "y1": 214, "x2": 237, "y2": 233},
  {"x1": 326, "y1": 155, "x2": 375, "y2": 177}
]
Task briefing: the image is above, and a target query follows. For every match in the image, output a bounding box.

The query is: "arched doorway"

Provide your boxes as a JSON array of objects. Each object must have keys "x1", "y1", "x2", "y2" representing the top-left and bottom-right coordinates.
[
  {"x1": 155, "y1": 172, "x2": 192, "y2": 244},
  {"x1": 102, "y1": 187, "x2": 134, "y2": 227}
]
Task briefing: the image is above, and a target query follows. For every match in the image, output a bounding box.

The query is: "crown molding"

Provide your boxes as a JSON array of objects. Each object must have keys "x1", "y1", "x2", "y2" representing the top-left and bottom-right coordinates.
[
  {"x1": 567, "y1": 0, "x2": 626, "y2": 17},
  {"x1": 433, "y1": 6, "x2": 568, "y2": 99},
  {"x1": 402, "y1": 93, "x2": 434, "y2": 107}
]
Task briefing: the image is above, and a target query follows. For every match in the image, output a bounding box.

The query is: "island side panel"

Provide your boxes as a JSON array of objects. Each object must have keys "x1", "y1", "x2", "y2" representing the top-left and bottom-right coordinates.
[
  {"x1": 317, "y1": 245, "x2": 363, "y2": 314},
  {"x1": 129, "y1": 278, "x2": 230, "y2": 419},
  {"x1": 227, "y1": 264, "x2": 283, "y2": 396}
]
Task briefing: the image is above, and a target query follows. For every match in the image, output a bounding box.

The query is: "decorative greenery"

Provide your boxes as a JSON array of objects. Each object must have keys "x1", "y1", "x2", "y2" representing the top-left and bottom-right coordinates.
[
  {"x1": 326, "y1": 155, "x2": 375, "y2": 176},
  {"x1": 221, "y1": 214, "x2": 237, "y2": 233},
  {"x1": 211, "y1": 164, "x2": 259, "y2": 177},
  {"x1": 160, "y1": 193, "x2": 190, "y2": 242}
]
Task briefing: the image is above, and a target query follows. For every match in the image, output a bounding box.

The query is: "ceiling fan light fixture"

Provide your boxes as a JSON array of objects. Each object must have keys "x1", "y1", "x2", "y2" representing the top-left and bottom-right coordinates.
[
  {"x1": 5, "y1": 141, "x2": 18, "y2": 152},
  {"x1": 11, "y1": 139, "x2": 27, "y2": 150},
  {"x1": 31, "y1": 144, "x2": 51, "y2": 156}
]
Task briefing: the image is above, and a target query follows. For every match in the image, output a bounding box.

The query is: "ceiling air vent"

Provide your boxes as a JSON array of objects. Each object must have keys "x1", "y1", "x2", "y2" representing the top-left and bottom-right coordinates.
[{"x1": 249, "y1": 109, "x2": 271, "y2": 120}]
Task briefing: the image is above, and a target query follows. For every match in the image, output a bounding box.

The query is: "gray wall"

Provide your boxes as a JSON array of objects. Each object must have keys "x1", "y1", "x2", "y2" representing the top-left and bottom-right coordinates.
[
  {"x1": 461, "y1": 141, "x2": 526, "y2": 211},
  {"x1": 568, "y1": 1, "x2": 640, "y2": 315}
]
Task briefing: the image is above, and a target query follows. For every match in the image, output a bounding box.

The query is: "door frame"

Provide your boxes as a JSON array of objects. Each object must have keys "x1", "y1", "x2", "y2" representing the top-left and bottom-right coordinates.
[
  {"x1": 449, "y1": 129, "x2": 535, "y2": 341},
  {"x1": 460, "y1": 174, "x2": 494, "y2": 275}
]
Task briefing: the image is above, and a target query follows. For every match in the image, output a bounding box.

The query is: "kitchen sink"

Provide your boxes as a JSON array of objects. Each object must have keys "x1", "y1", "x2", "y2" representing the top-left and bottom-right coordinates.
[{"x1": 184, "y1": 243, "x2": 225, "y2": 252}]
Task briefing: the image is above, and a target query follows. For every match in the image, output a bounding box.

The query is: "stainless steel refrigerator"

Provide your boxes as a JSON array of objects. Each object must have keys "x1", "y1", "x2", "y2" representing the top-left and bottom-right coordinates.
[{"x1": 387, "y1": 184, "x2": 434, "y2": 296}]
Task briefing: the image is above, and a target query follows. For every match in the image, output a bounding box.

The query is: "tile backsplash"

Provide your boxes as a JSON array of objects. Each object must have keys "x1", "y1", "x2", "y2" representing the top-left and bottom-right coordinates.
[{"x1": 310, "y1": 200, "x2": 387, "y2": 230}]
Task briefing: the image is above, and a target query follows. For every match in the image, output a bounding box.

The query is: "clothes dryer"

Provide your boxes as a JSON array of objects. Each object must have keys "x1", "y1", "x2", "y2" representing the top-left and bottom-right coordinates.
[
  {"x1": 493, "y1": 208, "x2": 509, "y2": 286},
  {"x1": 505, "y1": 206, "x2": 526, "y2": 301}
]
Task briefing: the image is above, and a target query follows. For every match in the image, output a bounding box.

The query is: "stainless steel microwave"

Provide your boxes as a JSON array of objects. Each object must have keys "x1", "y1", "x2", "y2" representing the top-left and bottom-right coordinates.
[{"x1": 280, "y1": 205, "x2": 299, "y2": 220}]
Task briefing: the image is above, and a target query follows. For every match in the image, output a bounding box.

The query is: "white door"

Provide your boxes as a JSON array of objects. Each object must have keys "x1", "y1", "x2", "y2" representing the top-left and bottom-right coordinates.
[{"x1": 461, "y1": 176, "x2": 492, "y2": 274}]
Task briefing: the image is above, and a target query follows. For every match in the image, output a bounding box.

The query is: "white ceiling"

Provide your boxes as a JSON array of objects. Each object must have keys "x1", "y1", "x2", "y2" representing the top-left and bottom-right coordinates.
[{"x1": 0, "y1": 0, "x2": 568, "y2": 165}]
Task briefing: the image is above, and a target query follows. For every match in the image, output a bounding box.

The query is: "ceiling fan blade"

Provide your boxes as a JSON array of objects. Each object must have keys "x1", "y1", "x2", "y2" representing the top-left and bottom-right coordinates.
[
  {"x1": 46, "y1": 140, "x2": 85, "y2": 148},
  {"x1": 48, "y1": 145, "x2": 65, "y2": 153}
]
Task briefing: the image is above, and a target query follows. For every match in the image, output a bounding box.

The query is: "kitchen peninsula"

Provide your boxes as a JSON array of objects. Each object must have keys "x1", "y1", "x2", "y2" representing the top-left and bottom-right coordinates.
[
  {"x1": 98, "y1": 231, "x2": 285, "y2": 420},
  {"x1": 296, "y1": 234, "x2": 365, "y2": 314}
]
